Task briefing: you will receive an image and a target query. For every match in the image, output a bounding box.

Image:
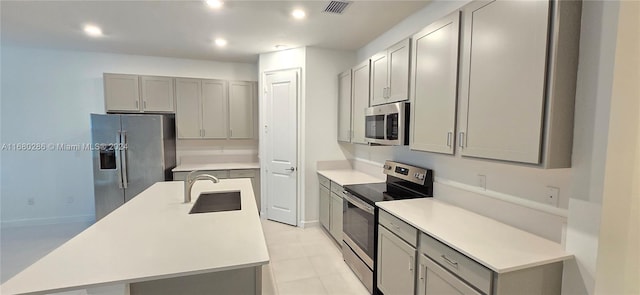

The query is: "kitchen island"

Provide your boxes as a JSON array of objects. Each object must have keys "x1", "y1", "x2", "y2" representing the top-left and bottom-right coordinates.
[{"x1": 1, "y1": 179, "x2": 269, "y2": 295}]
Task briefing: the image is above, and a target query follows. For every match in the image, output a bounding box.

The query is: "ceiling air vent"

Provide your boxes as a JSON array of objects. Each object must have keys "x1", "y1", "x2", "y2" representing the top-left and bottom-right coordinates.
[{"x1": 323, "y1": 1, "x2": 351, "y2": 14}]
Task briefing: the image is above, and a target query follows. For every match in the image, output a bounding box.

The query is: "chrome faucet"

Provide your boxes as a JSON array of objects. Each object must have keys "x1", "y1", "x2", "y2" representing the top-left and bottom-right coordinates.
[{"x1": 184, "y1": 170, "x2": 219, "y2": 203}]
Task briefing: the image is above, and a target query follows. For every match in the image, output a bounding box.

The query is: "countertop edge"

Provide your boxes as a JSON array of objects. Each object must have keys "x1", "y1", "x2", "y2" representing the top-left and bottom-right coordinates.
[
  {"x1": 172, "y1": 162, "x2": 260, "y2": 172},
  {"x1": 377, "y1": 201, "x2": 573, "y2": 274},
  {"x1": 316, "y1": 169, "x2": 385, "y2": 186}
]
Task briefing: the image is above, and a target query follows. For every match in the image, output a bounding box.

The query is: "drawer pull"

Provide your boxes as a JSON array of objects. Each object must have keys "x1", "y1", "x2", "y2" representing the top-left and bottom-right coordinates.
[
  {"x1": 441, "y1": 254, "x2": 459, "y2": 269},
  {"x1": 409, "y1": 255, "x2": 414, "y2": 271}
]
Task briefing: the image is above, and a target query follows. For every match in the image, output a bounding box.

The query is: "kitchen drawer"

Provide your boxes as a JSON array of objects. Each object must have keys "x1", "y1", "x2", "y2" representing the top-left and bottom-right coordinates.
[
  {"x1": 319, "y1": 175, "x2": 331, "y2": 189},
  {"x1": 229, "y1": 169, "x2": 257, "y2": 178},
  {"x1": 173, "y1": 170, "x2": 230, "y2": 181},
  {"x1": 379, "y1": 210, "x2": 417, "y2": 247},
  {"x1": 330, "y1": 182, "x2": 344, "y2": 196},
  {"x1": 420, "y1": 233, "x2": 492, "y2": 294}
]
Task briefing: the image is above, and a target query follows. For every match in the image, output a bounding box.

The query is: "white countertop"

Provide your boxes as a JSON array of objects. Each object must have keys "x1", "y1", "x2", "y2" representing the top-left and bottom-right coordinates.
[
  {"x1": 172, "y1": 162, "x2": 260, "y2": 172},
  {"x1": 1, "y1": 179, "x2": 269, "y2": 295},
  {"x1": 377, "y1": 198, "x2": 572, "y2": 273},
  {"x1": 317, "y1": 169, "x2": 385, "y2": 186}
]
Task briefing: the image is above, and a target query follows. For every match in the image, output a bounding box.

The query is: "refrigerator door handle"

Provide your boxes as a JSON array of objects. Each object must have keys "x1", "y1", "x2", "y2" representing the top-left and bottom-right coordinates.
[
  {"x1": 115, "y1": 131, "x2": 124, "y2": 189},
  {"x1": 120, "y1": 130, "x2": 129, "y2": 189}
]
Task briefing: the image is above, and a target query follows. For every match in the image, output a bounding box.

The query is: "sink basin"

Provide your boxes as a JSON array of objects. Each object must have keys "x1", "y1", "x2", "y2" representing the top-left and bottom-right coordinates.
[{"x1": 189, "y1": 191, "x2": 241, "y2": 214}]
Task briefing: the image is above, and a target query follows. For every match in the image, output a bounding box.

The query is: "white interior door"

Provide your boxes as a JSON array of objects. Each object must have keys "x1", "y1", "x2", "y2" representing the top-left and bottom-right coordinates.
[{"x1": 264, "y1": 70, "x2": 298, "y2": 226}]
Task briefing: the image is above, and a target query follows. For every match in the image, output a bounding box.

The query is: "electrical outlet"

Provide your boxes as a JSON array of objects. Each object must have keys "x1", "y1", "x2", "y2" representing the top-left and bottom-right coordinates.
[
  {"x1": 478, "y1": 175, "x2": 486, "y2": 190},
  {"x1": 546, "y1": 186, "x2": 560, "y2": 207},
  {"x1": 27, "y1": 198, "x2": 35, "y2": 206}
]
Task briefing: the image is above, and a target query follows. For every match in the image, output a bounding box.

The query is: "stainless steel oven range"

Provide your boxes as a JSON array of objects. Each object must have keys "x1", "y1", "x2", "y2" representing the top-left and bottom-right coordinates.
[{"x1": 342, "y1": 160, "x2": 433, "y2": 294}]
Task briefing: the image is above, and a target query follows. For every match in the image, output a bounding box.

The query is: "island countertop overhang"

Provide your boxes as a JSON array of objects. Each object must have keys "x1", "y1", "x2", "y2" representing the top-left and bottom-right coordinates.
[{"x1": 1, "y1": 179, "x2": 269, "y2": 295}]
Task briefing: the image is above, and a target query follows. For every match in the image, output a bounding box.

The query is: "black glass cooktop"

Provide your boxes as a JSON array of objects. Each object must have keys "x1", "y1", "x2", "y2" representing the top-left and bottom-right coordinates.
[{"x1": 344, "y1": 182, "x2": 428, "y2": 206}]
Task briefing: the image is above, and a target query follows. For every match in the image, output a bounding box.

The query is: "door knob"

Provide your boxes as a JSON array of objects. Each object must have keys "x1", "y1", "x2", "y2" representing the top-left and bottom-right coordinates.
[{"x1": 286, "y1": 167, "x2": 296, "y2": 172}]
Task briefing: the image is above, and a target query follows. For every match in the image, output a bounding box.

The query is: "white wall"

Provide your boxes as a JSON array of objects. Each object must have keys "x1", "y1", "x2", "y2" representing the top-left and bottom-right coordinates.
[
  {"x1": 303, "y1": 47, "x2": 355, "y2": 223},
  {"x1": 593, "y1": 1, "x2": 639, "y2": 294},
  {"x1": 562, "y1": 1, "x2": 620, "y2": 294},
  {"x1": 0, "y1": 46, "x2": 257, "y2": 226}
]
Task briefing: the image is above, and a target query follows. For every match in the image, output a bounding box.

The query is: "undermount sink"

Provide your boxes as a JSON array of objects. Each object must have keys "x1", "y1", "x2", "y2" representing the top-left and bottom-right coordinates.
[{"x1": 189, "y1": 191, "x2": 241, "y2": 214}]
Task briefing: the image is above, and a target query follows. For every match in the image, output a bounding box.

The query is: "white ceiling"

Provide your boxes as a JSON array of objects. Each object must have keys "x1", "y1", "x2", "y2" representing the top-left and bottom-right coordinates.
[{"x1": 0, "y1": 1, "x2": 429, "y2": 63}]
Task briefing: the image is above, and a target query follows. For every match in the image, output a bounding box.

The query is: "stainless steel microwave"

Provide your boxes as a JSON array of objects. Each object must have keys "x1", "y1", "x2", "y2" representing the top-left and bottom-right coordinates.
[{"x1": 364, "y1": 102, "x2": 409, "y2": 146}]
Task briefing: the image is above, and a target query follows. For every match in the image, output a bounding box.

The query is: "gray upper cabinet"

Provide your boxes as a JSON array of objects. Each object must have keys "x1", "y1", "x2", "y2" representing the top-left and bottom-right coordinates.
[
  {"x1": 175, "y1": 78, "x2": 227, "y2": 139},
  {"x1": 228, "y1": 81, "x2": 255, "y2": 139},
  {"x1": 387, "y1": 39, "x2": 411, "y2": 102},
  {"x1": 351, "y1": 60, "x2": 370, "y2": 145},
  {"x1": 457, "y1": 0, "x2": 580, "y2": 168},
  {"x1": 201, "y1": 79, "x2": 228, "y2": 139},
  {"x1": 140, "y1": 76, "x2": 175, "y2": 112},
  {"x1": 104, "y1": 74, "x2": 175, "y2": 113},
  {"x1": 337, "y1": 70, "x2": 352, "y2": 142},
  {"x1": 176, "y1": 78, "x2": 256, "y2": 140},
  {"x1": 175, "y1": 78, "x2": 202, "y2": 139},
  {"x1": 370, "y1": 38, "x2": 411, "y2": 106},
  {"x1": 104, "y1": 74, "x2": 141, "y2": 112},
  {"x1": 410, "y1": 11, "x2": 461, "y2": 155},
  {"x1": 370, "y1": 52, "x2": 388, "y2": 106}
]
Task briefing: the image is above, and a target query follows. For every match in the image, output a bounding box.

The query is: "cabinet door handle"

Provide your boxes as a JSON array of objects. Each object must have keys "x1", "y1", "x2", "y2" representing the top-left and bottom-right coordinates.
[
  {"x1": 419, "y1": 264, "x2": 425, "y2": 281},
  {"x1": 143, "y1": 100, "x2": 147, "y2": 110},
  {"x1": 230, "y1": 129, "x2": 233, "y2": 137},
  {"x1": 409, "y1": 255, "x2": 414, "y2": 271},
  {"x1": 441, "y1": 254, "x2": 459, "y2": 269},
  {"x1": 458, "y1": 132, "x2": 465, "y2": 148},
  {"x1": 447, "y1": 132, "x2": 453, "y2": 147},
  {"x1": 135, "y1": 100, "x2": 139, "y2": 109}
]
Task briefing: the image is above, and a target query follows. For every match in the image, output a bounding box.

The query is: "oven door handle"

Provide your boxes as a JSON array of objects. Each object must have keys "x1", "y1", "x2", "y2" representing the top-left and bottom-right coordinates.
[{"x1": 343, "y1": 191, "x2": 375, "y2": 215}]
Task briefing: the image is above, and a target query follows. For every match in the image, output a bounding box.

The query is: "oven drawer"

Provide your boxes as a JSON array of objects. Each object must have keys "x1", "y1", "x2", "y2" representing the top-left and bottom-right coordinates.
[
  {"x1": 318, "y1": 175, "x2": 330, "y2": 189},
  {"x1": 330, "y1": 182, "x2": 344, "y2": 196},
  {"x1": 420, "y1": 233, "x2": 492, "y2": 294},
  {"x1": 379, "y1": 210, "x2": 417, "y2": 247}
]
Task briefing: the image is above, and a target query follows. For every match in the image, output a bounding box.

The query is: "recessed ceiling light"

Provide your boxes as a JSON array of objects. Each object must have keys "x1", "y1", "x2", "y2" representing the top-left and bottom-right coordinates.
[
  {"x1": 292, "y1": 9, "x2": 306, "y2": 19},
  {"x1": 83, "y1": 25, "x2": 103, "y2": 37},
  {"x1": 214, "y1": 38, "x2": 228, "y2": 47},
  {"x1": 205, "y1": 0, "x2": 224, "y2": 9}
]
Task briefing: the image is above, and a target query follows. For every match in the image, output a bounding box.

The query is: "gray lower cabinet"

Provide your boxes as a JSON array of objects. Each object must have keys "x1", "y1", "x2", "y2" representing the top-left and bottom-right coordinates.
[
  {"x1": 377, "y1": 225, "x2": 416, "y2": 295},
  {"x1": 319, "y1": 184, "x2": 331, "y2": 230},
  {"x1": 174, "y1": 169, "x2": 260, "y2": 209},
  {"x1": 377, "y1": 210, "x2": 418, "y2": 295},
  {"x1": 329, "y1": 192, "x2": 343, "y2": 242},
  {"x1": 418, "y1": 232, "x2": 563, "y2": 295},
  {"x1": 318, "y1": 174, "x2": 343, "y2": 245},
  {"x1": 418, "y1": 255, "x2": 481, "y2": 295},
  {"x1": 378, "y1": 211, "x2": 564, "y2": 295}
]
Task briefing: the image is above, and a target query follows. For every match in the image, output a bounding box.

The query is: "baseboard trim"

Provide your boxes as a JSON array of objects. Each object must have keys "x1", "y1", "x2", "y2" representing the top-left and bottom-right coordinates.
[
  {"x1": 1, "y1": 214, "x2": 94, "y2": 228},
  {"x1": 300, "y1": 220, "x2": 319, "y2": 228}
]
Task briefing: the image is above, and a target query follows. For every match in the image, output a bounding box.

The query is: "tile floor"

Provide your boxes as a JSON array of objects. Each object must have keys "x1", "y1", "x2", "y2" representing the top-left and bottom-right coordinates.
[
  {"x1": 261, "y1": 219, "x2": 369, "y2": 295},
  {"x1": 1, "y1": 219, "x2": 369, "y2": 295}
]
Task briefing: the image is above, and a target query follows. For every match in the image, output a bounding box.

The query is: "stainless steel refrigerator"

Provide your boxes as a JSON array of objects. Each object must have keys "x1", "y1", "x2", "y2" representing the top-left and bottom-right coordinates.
[{"x1": 91, "y1": 114, "x2": 176, "y2": 221}]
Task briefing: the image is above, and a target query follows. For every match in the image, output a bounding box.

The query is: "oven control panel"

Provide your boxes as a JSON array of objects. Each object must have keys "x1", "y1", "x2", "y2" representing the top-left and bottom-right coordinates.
[{"x1": 383, "y1": 160, "x2": 431, "y2": 185}]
